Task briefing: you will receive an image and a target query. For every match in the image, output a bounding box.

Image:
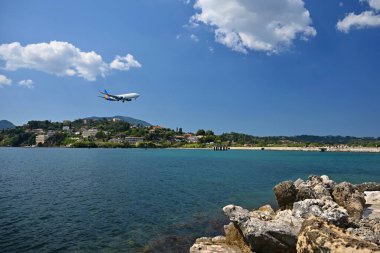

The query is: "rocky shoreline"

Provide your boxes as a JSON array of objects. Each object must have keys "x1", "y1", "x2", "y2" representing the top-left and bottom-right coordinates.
[{"x1": 190, "y1": 175, "x2": 380, "y2": 253}]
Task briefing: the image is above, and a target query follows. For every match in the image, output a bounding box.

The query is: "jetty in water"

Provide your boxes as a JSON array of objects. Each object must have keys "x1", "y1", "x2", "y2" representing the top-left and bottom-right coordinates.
[{"x1": 213, "y1": 146, "x2": 229, "y2": 151}]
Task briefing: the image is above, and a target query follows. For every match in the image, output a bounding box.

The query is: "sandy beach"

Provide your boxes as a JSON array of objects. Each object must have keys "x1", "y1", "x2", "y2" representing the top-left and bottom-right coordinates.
[{"x1": 230, "y1": 146, "x2": 380, "y2": 153}]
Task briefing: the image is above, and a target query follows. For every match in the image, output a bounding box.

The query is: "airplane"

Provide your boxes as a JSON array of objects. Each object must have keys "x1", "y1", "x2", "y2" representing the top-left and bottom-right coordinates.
[{"x1": 98, "y1": 90, "x2": 140, "y2": 103}]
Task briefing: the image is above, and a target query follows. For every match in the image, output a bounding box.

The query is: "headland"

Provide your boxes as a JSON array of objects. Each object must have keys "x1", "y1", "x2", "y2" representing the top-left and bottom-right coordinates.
[{"x1": 1, "y1": 117, "x2": 379, "y2": 152}]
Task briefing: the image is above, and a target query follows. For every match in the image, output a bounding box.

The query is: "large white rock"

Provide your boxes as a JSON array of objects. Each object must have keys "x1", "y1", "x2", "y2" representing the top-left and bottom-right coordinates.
[
  {"x1": 364, "y1": 191, "x2": 380, "y2": 220},
  {"x1": 190, "y1": 236, "x2": 245, "y2": 253},
  {"x1": 223, "y1": 205, "x2": 302, "y2": 253},
  {"x1": 292, "y1": 198, "x2": 349, "y2": 227}
]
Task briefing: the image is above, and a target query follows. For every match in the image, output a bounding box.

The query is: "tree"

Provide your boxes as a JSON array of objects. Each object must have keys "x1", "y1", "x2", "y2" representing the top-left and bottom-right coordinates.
[
  {"x1": 205, "y1": 130, "x2": 214, "y2": 136},
  {"x1": 196, "y1": 129, "x2": 206, "y2": 136},
  {"x1": 72, "y1": 141, "x2": 98, "y2": 148},
  {"x1": 137, "y1": 141, "x2": 156, "y2": 148},
  {"x1": 45, "y1": 133, "x2": 66, "y2": 146},
  {"x1": 95, "y1": 131, "x2": 107, "y2": 139}
]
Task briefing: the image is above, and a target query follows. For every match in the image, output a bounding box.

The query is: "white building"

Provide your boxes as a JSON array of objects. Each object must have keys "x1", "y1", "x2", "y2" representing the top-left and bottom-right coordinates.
[
  {"x1": 62, "y1": 126, "x2": 70, "y2": 131},
  {"x1": 36, "y1": 135, "x2": 48, "y2": 145},
  {"x1": 109, "y1": 138, "x2": 123, "y2": 143},
  {"x1": 187, "y1": 136, "x2": 199, "y2": 143}
]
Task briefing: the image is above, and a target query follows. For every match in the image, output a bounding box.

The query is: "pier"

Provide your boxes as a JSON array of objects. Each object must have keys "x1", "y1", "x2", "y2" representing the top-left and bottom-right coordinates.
[{"x1": 213, "y1": 146, "x2": 229, "y2": 151}]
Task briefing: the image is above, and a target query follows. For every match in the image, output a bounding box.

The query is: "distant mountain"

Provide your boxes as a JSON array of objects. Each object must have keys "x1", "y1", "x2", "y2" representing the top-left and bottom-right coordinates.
[
  {"x1": 84, "y1": 116, "x2": 152, "y2": 127},
  {"x1": 0, "y1": 120, "x2": 15, "y2": 130}
]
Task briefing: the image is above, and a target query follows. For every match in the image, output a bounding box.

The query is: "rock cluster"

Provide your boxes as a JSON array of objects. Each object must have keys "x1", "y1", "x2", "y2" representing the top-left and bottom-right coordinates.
[
  {"x1": 297, "y1": 217, "x2": 380, "y2": 253},
  {"x1": 190, "y1": 222, "x2": 252, "y2": 253},
  {"x1": 190, "y1": 175, "x2": 380, "y2": 253},
  {"x1": 274, "y1": 175, "x2": 367, "y2": 221}
]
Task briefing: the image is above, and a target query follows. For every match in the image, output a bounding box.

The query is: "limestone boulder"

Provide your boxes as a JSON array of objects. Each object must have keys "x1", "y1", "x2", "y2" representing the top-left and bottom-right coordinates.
[
  {"x1": 224, "y1": 222, "x2": 253, "y2": 253},
  {"x1": 223, "y1": 205, "x2": 302, "y2": 253},
  {"x1": 294, "y1": 178, "x2": 304, "y2": 188},
  {"x1": 189, "y1": 222, "x2": 253, "y2": 253},
  {"x1": 295, "y1": 175, "x2": 332, "y2": 201},
  {"x1": 307, "y1": 175, "x2": 323, "y2": 187},
  {"x1": 292, "y1": 198, "x2": 349, "y2": 227},
  {"x1": 350, "y1": 191, "x2": 380, "y2": 245},
  {"x1": 363, "y1": 191, "x2": 380, "y2": 220},
  {"x1": 223, "y1": 205, "x2": 250, "y2": 223},
  {"x1": 257, "y1": 204, "x2": 275, "y2": 215},
  {"x1": 312, "y1": 184, "x2": 332, "y2": 199},
  {"x1": 296, "y1": 216, "x2": 380, "y2": 253},
  {"x1": 357, "y1": 183, "x2": 380, "y2": 192},
  {"x1": 190, "y1": 236, "x2": 246, "y2": 253},
  {"x1": 296, "y1": 184, "x2": 317, "y2": 200},
  {"x1": 273, "y1": 180, "x2": 297, "y2": 210},
  {"x1": 348, "y1": 191, "x2": 367, "y2": 220},
  {"x1": 320, "y1": 175, "x2": 336, "y2": 190},
  {"x1": 347, "y1": 218, "x2": 380, "y2": 245},
  {"x1": 249, "y1": 204, "x2": 275, "y2": 221},
  {"x1": 320, "y1": 175, "x2": 330, "y2": 184},
  {"x1": 332, "y1": 182, "x2": 365, "y2": 220}
]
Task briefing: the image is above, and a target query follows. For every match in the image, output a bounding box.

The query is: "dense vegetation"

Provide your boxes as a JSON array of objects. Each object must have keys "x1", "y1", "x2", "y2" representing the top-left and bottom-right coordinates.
[{"x1": 0, "y1": 118, "x2": 379, "y2": 148}]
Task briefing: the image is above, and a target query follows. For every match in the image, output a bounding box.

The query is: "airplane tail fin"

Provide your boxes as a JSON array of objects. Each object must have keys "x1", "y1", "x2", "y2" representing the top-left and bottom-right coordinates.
[{"x1": 99, "y1": 89, "x2": 110, "y2": 95}]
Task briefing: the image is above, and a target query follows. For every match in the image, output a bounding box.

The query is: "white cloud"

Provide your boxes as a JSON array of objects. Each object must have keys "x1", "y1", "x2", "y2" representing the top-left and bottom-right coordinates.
[
  {"x1": 109, "y1": 54, "x2": 142, "y2": 71},
  {"x1": 0, "y1": 41, "x2": 141, "y2": 81},
  {"x1": 190, "y1": 34, "x2": 199, "y2": 42},
  {"x1": 337, "y1": 11, "x2": 380, "y2": 32},
  {"x1": 366, "y1": 0, "x2": 380, "y2": 10},
  {"x1": 337, "y1": 0, "x2": 380, "y2": 32},
  {"x1": 19, "y1": 79, "x2": 34, "y2": 88},
  {"x1": 0, "y1": 74, "x2": 12, "y2": 87},
  {"x1": 190, "y1": 0, "x2": 316, "y2": 54}
]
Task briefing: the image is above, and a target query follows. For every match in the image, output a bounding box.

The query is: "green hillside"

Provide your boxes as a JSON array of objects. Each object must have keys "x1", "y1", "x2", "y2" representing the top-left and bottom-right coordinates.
[
  {"x1": 0, "y1": 120, "x2": 15, "y2": 130},
  {"x1": 84, "y1": 116, "x2": 151, "y2": 127}
]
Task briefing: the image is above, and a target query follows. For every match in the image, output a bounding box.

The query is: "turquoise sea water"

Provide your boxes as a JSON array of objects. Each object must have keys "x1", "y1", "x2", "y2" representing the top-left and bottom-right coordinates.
[{"x1": 1, "y1": 148, "x2": 380, "y2": 252}]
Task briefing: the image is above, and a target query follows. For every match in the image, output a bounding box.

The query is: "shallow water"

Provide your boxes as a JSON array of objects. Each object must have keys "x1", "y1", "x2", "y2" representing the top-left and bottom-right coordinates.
[{"x1": 1, "y1": 148, "x2": 380, "y2": 252}]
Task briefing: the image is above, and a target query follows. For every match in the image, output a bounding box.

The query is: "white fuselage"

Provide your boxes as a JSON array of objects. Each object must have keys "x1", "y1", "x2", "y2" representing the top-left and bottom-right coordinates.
[{"x1": 118, "y1": 93, "x2": 140, "y2": 100}]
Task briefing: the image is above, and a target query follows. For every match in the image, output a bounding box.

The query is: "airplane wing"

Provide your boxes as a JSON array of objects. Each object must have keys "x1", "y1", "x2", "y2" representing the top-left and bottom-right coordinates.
[
  {"x1": 98, "y1": 95, "x2": 118, "y2": 101},
  {"x1": 107, "y1": 94, "x2": 122, "y2": 100},
  {"x1": 99, "y1": 90, "x2": 122, "y2": 100}
]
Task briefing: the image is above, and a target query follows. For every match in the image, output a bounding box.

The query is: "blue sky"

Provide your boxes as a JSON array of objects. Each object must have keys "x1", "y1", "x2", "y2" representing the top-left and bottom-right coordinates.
[{"x1": 0, "y1": 0, "x2": 379, "y2": 136}]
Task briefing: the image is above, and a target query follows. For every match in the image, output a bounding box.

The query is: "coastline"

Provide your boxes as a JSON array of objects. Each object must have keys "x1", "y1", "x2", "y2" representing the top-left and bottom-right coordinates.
[
  {"x1": 230, "y1": 146, "x2": 380, "y2": 153},
  {"x1": 1, "y1": 146, "x2": 380, "y2": 153}
]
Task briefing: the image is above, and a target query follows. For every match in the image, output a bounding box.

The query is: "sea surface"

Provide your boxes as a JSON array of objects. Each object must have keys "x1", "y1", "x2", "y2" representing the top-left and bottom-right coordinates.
[{"x1": 1, "y1": 148, "x2": 380, "y2": 252}]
